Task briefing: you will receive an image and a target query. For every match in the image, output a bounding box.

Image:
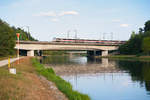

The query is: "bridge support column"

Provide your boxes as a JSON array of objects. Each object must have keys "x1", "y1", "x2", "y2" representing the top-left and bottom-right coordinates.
[
  {"x1": 102, "y1": 50, "x2": 108, "y2": 56},
  {"x1": 87, "y1": 50, "x2": 94, "y2": 57},
  {"x1": 37, "y1": 50, "x2": 42, "y2": 56},
  {"x1": 102, "y1": 58, "x2": 109, "y2": 67},
  {"x1": 27, "y1": 50, "x2": 34, "y2": 56},
  {"x1": 87, "y1": 50, "x2": 101, "y2": 57}
]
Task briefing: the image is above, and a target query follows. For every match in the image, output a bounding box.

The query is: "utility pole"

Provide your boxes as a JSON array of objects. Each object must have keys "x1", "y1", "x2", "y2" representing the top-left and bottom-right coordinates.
[
  {"x1": 74, "y1": 29, "x2": 77, "y2": 43},
  {"x1": 99, "y1": 33, "x2": 101, "y2": 40},
  {"x1": 103, "y1": 33, "x2": 105, "y2": 40},
  {"x1": 16, "y1": 33, "x2": 20, "y2": 64},
  {"x1": 74, "y1": 29, "x2": 77, "y2": 39},
  {"x1": 26, "y1": 26, "x2": 30, "y2": 40},
  {"x1": 21, "y1": 26, "x2": 30, "y2": 40},
  {"x1": 111, "y1": 32, "x2": 113, "y2": 40},
  {"x1": 67, "y1": 30, "x2": 70, "y2": 39}
]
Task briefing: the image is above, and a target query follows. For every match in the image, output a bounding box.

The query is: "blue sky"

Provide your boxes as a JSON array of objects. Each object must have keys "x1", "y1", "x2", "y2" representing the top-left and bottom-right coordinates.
[{"x1": 0, "y1": 0, "x2": 150, "y2": 41}]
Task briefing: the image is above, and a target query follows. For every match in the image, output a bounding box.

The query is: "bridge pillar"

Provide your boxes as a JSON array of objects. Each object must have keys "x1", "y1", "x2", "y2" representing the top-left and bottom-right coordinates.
[
  {"x1": 37, "y1": 50, "x2": 42, "y2": 56},
  {"x1": 87, "y1": 50, "x2": 101, "y2": 57},
  {"x1": 27, "y1": 50, "x2": 34, "y2": 56},
  {"x1": 102, "y1": 50, "x2": 108, "y2": 56},
  {"x1": 102, "y1": 58, "x2": 109, "y2": 67},
  {"x1": 87, "y1": 50, "x2": 94, "y2": 57}
]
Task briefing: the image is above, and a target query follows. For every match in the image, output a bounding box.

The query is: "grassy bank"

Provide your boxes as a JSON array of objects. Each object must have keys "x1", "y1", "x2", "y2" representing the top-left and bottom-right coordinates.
[
  {"x1": 101, "y1": 55, "x2": 150, "y2": 61},
  {"x1": 0, "y1": 58, "x2": 35, "y2": 100},
  {"x1": 0, "y1": 57, "x2": 68, "y2": 100},
  {"x1": 0, "y1": 66, "x2": 24, "y2": 100},
  {"x1": 32, "y1": 58, "x2": 90, "y2": 100},
  {"x1": 0, "y1": 55, "x2": 16, "y2": 61}
]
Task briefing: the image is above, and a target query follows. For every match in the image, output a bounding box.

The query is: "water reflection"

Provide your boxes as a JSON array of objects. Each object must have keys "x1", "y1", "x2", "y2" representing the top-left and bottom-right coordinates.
[
  {"x1": 63, "y1": 73, "x2": 150, "y2": 100},
  {"x1": 41, "y1": 56, "x2": 119, "y2": 75},
  {"x1": 117, "y1": 60, "x2": 150, "y2": 94},
  {"x1": 42, "y1": 56, "x2": 115, "y2": 67},
  {"x1": 41, "y1": 55, "x2": 150, "y2": 100}
]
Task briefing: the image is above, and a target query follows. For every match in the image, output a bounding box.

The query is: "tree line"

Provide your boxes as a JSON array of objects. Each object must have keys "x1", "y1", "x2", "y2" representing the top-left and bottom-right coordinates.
[
  {"x1": 119, "y1": 20, "x2": 150, "y2": 55},
  {"x1": 0, "y1": 19, "x2": 36, "y2": 57}
]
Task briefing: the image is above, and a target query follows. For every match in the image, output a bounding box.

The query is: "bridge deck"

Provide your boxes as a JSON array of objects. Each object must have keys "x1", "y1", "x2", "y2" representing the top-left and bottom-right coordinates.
[{"x1": 18, "y1": 41, "x2": 123, "y2": 46}]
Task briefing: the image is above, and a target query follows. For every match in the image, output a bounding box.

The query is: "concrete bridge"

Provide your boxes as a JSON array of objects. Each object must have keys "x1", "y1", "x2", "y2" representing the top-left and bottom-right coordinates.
[{"x1": 15, "y1": 40, "x2": 124, "y2": 56}]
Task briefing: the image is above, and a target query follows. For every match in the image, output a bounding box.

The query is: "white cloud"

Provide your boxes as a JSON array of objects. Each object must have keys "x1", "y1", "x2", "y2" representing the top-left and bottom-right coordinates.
[
  {"x1": 112, "y1": 19, "x2": 121, "y2": 22},
  {"x1": 34, "y1": 11, "x2": 57, "y2": 17},
  {"x1": 34, "y1": 11, "x2": 79, "y2": 17},
  {"x1": 33, "y1": 10, "x2": 79, "y2": 22},
  {"x1": 59, "y1": 11, "x2": 79, "y2": 16},
  {"x1": 120, "y1": 24, "x2": 129, "y2": 27},
  {"x1": 51, "y1": 18, "x2": 59, "y2": 22}
]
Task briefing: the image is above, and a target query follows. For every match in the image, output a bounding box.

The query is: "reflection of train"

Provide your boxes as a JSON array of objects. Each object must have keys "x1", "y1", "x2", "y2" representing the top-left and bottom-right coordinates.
[{"x1": 52, "y1": 38, "x2": 126, "y2": 45}]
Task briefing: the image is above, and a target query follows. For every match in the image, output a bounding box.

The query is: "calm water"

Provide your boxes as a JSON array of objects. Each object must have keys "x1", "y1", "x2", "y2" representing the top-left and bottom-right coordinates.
[{"x1": 41, "y1": 55, "x2": 150, "y2": 100}]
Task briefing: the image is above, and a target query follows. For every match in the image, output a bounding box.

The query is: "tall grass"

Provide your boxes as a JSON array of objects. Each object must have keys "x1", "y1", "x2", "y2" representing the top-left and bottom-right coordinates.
[{"x1": 32, "y1": 58, "x2": 90, "y2": 100}]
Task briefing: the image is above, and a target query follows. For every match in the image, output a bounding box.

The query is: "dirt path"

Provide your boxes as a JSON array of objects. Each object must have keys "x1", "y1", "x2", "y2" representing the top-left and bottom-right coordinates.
[
  {"x1": 0, "y1": 57, "x2": 68, "y2": 100},
  {"x1": 0, "y1": 57, "x2": 19, "y2": 67}
]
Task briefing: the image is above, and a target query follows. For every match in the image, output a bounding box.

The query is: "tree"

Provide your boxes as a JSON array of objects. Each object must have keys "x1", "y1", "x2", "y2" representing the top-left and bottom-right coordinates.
[
  {"x1": 131, "y1": 31, "x2": 136, "y2": 39},
  {"x1": 0, "y1": 19, "x2": 16, "y2": 56},
  {"x1": 0, "y1": 18, "x2": 37, "y2": 57},
  {"x1": 139, "y1": 28, "x2": 144, "y2": 35},
  {"x1": 119, "y1": 20, "x2": 150, "y2": 55},
  {"x1": 144, "y1": 20, "x2": 150, "y2": 32},
  {"x1": 142, "y1": 37, "x2": 150, "y2": 55}
]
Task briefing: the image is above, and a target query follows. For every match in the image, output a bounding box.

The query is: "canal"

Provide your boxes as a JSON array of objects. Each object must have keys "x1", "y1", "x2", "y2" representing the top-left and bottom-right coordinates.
[{"x1": 41, "y1": 55, "x2": 150, "y2": 100}]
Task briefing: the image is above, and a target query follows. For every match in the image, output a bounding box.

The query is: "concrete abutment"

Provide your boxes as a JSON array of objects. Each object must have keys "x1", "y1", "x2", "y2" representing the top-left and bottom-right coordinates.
[
  {"x1": 27, "y1": 50, "x2": 34, "y2": 56},
  {"x1": 101, "y1": 50, "x2": 108, "y2": 56}
]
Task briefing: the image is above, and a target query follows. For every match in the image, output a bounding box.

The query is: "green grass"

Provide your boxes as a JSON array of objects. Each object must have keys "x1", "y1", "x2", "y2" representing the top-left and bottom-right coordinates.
[
  {"x1": 0, "y1": 66, "x2": 25, "y2": 100},
  {"x1": 32, "y1": 58, "x2": 90, "y2": 100}
]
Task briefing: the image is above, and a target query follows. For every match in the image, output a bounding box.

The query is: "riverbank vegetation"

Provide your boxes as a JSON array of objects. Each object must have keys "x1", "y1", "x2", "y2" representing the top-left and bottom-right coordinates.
[
  {"x1": 102, "y1": 55, "x2": 150, "y2": 61},
  {"x1": 32, "y1": 58, "x2": 90, "y2": 100},
  {"x1": 119, "y1": 20, "x2": 150, "y2": 55},
  {"x1": 0, "y1": 19, "x2": 36, "y2": 57}
]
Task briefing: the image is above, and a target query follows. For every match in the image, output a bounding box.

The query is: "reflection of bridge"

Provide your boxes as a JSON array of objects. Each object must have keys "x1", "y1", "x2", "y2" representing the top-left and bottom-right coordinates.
[
  {"x1": 15, "y1": 40, "x2": 125, "y2": 56},
  {"x1": 49, "y1": 58, "x2": 118, "y2": 75}
]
